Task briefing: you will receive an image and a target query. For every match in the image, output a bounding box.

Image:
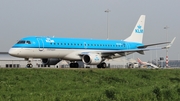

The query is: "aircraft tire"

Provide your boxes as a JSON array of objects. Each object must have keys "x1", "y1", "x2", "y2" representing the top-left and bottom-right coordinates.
[
  {"x1": 101, "y1": 62, "x2": 107, "y2": 68},
  {"x1": 74, "y1": 63, "x2": 79, "y2": 68},
  {"x1": 97, "y1": 62, "x2": 106, "y2": 68},
  {"x1": 70, "y1": 63, "x2": 79, "y2": 68},
  {"x1": 70, "y1": 63, "x2": 73, "y2": 68},
  {"x1": 30, "y1": 64, "x2": 33, "y2": 68},
  {"x1": 97, "y1": 64, "x2": 101, "y2": 68},
  {"x1": 26, "y1": 64, "x2": 33, "y2": 68},
  {"x1": 26, "y1": 64, "x2": 30, "y2": 68}
]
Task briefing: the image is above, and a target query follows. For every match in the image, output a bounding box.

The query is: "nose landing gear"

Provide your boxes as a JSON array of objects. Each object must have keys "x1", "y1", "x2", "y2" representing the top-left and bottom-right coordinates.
[
  {"x1": 26, "y1": 63, "x2": 33, "y2": 68},
  {"x1": 26, "y1": 60, "x2": 33, "y2": 68}
]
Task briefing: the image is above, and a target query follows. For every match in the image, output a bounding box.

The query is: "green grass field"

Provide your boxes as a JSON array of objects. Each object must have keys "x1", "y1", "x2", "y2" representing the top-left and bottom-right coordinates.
[{"x1": 0, "y1": 68, "x2": 180, "y2": 101}]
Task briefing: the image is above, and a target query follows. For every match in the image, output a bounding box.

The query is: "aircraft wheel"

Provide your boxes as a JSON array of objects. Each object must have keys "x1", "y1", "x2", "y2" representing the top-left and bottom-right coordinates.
[
  {"x1": 97, "y1": 62, "x2": 106, "y2": 68},
  {"x1": 30, "y1": 64, "x2": 33, "y2": 68},
  {"x1": 26, "y1": 64, "x2": 30, "y2": 68},
  {"x1": 70, "y1": 63, "x2": 73, "y2": 68},
  {"x1": 26, "y1": 64, "x2": 33, "y2": 68},
  {"x1": 97, "y1": 64, "x2": 101, "y2": 68},
  {"x1": 101, "y1": 62, "x2": 107, "y2": 68},
  {"x1": 70, "y1": 63, "x2": 79, "y2": 68},
  {"x1": 75, "y1": 63, "x2": 79, "y2": 68}
]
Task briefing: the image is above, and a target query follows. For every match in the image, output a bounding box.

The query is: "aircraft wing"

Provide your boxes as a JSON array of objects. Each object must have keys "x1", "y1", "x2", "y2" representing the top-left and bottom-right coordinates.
[
  {"x1": 137, "y1": 42, "x2": 170, "y2": 48},
  {"x1": 138, "y1": 37, "x2": 176, "y2": 48},
  {"x1": 99, "y1": 47, "x2": 165, "y2": 55},
  {"x1": 103, "y1": 37, "x2": 175, "y2": 55},
  {"x1": 80, "y1": 37, "x2": 176, "y2": 57}
]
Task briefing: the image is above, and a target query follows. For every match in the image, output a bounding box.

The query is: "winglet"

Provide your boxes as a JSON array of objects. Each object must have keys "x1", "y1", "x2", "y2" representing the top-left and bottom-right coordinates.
[{"x1": 162, "y1": 37, "x2": 176, "y2": 49}]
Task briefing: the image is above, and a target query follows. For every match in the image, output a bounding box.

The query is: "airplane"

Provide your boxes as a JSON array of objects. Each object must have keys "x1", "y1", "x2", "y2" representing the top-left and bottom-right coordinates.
[
  {"x1": 137, "y1": 58, "x2": 159, "y2": 68},
  {"x1": 8, "y1": 15, "x2": 176, "y2": 68}
]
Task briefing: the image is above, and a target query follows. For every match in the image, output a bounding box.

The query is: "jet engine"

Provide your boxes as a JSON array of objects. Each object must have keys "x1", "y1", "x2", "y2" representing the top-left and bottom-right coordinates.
[
  {"x1": 41, "y1": 58, "x2": 61, "y2": 65},
  {"x1": 82, "y1": 54, "x2": 102, "y2": 65}
]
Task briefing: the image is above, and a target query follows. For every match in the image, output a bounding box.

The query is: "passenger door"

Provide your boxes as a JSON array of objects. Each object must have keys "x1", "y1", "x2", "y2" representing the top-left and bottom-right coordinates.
[{"x1": 36, "y1": 37, "x2": 44, "y2": 51}]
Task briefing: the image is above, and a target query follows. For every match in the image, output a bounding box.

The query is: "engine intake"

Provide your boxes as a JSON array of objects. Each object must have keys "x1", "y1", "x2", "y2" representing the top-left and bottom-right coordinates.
[
  {"x1": 82, "y1": 54, "x2": 102, "y2": 65},
  {"x1": 42, "y1": 58, "x2": 61, "y2": 65}
]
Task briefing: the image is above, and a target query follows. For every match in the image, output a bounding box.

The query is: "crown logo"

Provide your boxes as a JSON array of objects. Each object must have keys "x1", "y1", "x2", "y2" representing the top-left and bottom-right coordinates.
[
  {"x1": 135, "y1": 25, "x2": 143, "y2": 34},
  {"x1": 95, "y1": 56, "x2": 99, "y2": 61},
  {"x1": 137, "y1": 25, "x2": 141, "y2": 29}
]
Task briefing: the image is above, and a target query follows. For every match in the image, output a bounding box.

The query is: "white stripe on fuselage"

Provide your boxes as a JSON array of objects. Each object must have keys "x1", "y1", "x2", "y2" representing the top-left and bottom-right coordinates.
[{"x1": 9, "y1": 48, "x2": 123, "y2": 60}]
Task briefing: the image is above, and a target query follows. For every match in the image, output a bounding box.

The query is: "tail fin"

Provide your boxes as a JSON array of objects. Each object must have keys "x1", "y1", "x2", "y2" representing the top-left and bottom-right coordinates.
[
  {"x1": 124, "y1": 15, "x2": 146, "y2": 43},
  {"x1": 137, "y1": 58, "x2": 144, "y2": 65}
]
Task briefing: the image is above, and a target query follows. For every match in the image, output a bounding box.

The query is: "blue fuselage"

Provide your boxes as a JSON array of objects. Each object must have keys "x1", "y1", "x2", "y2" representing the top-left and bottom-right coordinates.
[
  {"x1": 9, "y1": 36, "x2": 143, "y2": 60},
  {"x1": 12, "y1": 36, "x2": 143, "y2": 50}
]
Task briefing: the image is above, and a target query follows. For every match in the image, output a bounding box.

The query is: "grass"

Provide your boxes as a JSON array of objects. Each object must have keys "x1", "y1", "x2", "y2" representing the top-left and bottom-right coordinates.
[{"x1": 0, "y1": 68, "x2": 180, "y2": 101}]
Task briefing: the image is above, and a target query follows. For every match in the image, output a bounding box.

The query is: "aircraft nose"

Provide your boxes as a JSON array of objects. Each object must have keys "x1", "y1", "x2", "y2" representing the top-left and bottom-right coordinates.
[{"x1": 8, "y1": 48, "x2": 19, "y2": 56}]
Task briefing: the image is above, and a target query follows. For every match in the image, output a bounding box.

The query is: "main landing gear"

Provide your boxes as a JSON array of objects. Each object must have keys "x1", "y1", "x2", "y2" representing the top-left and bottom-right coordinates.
[
  {"x1": 69, "y1": 62, "x2": 79, "y2": 68},
  {"x1": 97, "y1": 62, "x2": 107, "y2": 68},
  {"x1": 69, "y1": 61, "x2": 107, "y2": 68}
]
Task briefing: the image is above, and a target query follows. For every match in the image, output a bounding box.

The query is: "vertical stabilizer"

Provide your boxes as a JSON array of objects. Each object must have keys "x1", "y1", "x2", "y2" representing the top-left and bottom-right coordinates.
[
  {"x1": 124, "y1": 15, "x2": 145, "y2": 43},
  {"x1": 137, "y1": 58, "x2": 145, "y2": 65},
  {"x1": 137, "y1": 58, "x2": 142, "y2": 64}
]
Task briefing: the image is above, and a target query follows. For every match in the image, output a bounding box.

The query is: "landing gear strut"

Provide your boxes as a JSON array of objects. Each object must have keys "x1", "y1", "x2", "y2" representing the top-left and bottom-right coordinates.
[{"x1": 97, "y1": 62, "x2": 107, "y2": 68}]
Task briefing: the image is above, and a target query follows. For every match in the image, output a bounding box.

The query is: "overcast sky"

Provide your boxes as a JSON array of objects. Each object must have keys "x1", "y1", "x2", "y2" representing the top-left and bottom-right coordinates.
[{"x1": 0, "y1": 0, "x2": 179, "y2": 61}]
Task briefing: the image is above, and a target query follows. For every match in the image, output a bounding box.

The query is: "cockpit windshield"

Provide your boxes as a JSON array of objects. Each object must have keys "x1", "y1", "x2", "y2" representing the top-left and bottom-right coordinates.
[{"x1": 17, "y1": 40, "x2": 31, "y2": 44}]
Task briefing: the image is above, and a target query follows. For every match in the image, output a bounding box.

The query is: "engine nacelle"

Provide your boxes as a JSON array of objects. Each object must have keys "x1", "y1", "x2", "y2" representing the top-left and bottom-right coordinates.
[
  {"x1": 42, "y1": 58, "x2": 61, "y2": 65},
  {"x1": 82, "y1": 54, "x2": 102, "y2": 65}
]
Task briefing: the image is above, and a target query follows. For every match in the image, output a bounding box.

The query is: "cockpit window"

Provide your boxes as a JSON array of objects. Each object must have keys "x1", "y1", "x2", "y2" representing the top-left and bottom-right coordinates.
[
  {"x1": 26, "y1": 41, "x2": 31, "y2": 44},
  {"x1": 17, "y1": 40, "x2": 25, "y2": 44},
  {"x1": 17, "y1": 40, "x2": 31, "y2": 44}
]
